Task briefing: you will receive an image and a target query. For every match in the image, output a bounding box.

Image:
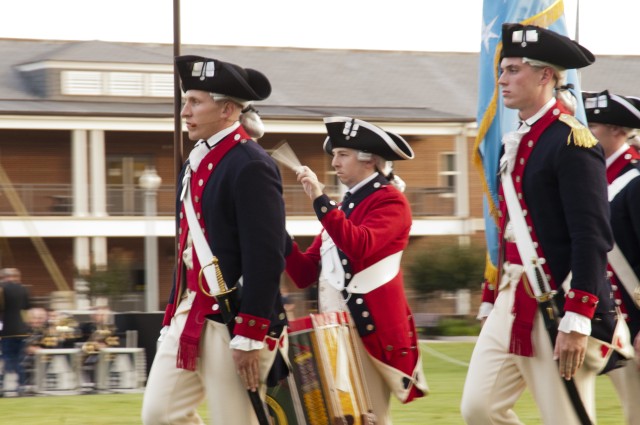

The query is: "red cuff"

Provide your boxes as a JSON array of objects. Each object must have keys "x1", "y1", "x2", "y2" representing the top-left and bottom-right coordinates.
[
  {"x1": 162, "y1": 304, "x2": 174, "y2": 326},
  {"x1": 481, "y1": 280, "x2": 496, "y2": 304},
  {"x1": 564, "y1": 289, "x2": 598, "y2": 319},
  {"x1": 233, "y1": 313, "x2": 270, "y2": 341}
]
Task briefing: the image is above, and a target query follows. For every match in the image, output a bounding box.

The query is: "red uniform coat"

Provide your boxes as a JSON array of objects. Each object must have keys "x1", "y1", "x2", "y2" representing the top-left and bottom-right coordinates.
[{"x1": 285, "y1": 174, "x2": 427, "y2": 403}]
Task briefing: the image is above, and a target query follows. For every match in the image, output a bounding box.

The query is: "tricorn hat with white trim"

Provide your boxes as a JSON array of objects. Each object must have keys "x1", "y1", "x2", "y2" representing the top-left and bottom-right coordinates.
[
  {"x1": 583, "y1": 90, "x2": 640, "y2": 129},
  {"x1": 322, "y1": 117, "x2": 414, "y2": 161},
  {"x1": 501, "y1": 23, "x2": 595, "y2": 69},
  {"x1": 175, "y1": 55, "x2": 271, "y2": 101}
]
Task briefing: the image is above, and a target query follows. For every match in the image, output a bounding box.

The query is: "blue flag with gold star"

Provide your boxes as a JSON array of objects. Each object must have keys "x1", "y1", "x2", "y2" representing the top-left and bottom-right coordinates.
[{"x1": 473, "y1": 0, "x2": 586, "y2": 285}]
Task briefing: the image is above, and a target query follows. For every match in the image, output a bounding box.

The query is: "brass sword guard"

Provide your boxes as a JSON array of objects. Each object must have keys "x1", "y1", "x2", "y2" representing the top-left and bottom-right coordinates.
[{"x1": 198, "y1": 256, "x2": 234, "y2": 297}]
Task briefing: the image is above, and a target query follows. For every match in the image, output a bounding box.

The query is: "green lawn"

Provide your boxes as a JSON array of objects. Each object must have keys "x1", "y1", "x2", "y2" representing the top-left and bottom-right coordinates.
[{"x1": 0, "y1": 342, "x2": 625, "y2": 424}]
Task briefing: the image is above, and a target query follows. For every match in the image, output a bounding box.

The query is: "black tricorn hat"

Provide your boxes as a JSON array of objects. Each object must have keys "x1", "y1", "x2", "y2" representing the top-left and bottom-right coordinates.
[
  {"x1": 322, "y1": 117, "x2": 414, "y2": 161},
  {"x1": 583, "y1": 90, "x2": 640, "y2": 128},
  {"x1": 175, "y1": 55, "x2": 271, "y2": 101},
  {"x1": 501, "y1": 23, "x2": 595, "y2": 69}
]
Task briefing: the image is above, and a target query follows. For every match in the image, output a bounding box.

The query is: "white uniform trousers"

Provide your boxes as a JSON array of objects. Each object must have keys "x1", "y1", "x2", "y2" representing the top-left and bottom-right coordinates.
[
  {"x1": 607, "y1": 358, "x2": 640, "y2": 425},
  {"x1": 460, "y1": 283, "x2": 596, "y2": 425},
  {"x1": 141, "y1": 291, "x2": 278, "y2": 425},
  {"x1": 353, "y1": 332, "x2": 392, "y2": 425}
]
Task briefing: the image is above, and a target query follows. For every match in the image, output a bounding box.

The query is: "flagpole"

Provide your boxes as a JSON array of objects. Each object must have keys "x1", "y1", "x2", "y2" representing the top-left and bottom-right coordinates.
[
  {"x1": 575, "y1": 0, "x2": 580, "y2": 43},
  {"x1": 173, "y1": 0, "x2": 183, "y2": 263},
  {"x1": 173, "y1": 0, "x2": 183, "y2": 179}
]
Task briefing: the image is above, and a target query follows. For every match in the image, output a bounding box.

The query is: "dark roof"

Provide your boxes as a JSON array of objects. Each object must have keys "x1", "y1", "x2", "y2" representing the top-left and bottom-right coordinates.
[{"x1": 0, "y1": 38, "x2": 638, "y2": 123}]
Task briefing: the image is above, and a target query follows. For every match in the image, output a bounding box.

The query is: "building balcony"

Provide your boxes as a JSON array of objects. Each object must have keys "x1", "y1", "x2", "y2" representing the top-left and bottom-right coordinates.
[{"x1": 0, "y1": 183, "x2": 455, "y2": 218}]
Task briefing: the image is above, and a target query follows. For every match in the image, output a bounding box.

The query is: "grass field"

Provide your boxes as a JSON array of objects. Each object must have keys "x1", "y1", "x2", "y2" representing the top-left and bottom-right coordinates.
[{"x1": 0, "y1": 342, "x2": 625, "y2": 424}]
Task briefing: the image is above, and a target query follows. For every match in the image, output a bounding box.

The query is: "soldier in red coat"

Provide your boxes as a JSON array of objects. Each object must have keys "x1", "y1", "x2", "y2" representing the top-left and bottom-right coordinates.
[
  {"x1": 285, "y1": 117, "x2": 428, "y2": 424},
  {"x1": 583, "y1": 90, "x2": 640, "y2": 425},
  {"x1": 142, "y1": 56, "x2": 288, "y2": 425},
  {"x1": 461, "y1": 24, "x2": 616, "y2": 424}
]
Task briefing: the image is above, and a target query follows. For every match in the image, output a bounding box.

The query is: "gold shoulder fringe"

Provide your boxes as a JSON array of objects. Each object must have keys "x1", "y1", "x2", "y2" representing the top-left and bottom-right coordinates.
[{"x1": 559, "y1": 114, "x2": 598, "y2": 148}]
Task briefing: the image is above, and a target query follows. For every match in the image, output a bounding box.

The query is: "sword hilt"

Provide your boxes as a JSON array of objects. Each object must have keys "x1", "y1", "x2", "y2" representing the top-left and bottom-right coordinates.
[{"x1": 198, "y1": 256, "x2": 228, "y2": 297}]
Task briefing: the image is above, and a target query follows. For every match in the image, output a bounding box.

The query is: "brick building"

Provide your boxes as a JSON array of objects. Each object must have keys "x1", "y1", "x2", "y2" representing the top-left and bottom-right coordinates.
[{"x1": 0, "y1": 38, "x2": 637, "y2": 315}]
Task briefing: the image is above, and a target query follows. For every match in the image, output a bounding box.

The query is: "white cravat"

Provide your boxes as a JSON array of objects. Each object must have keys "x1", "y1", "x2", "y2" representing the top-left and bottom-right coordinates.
[
  {"x1": 500, "y1": 122, "x2": 530, "y2": 174},
  {"x1": 188, "y1": 140, "x2": 210, "y2": 172},
  {"x1": 187, "y1": 122, "x2": 241, "y2": 172},
  {"x1": 499, "y1": 98, "x2": 556, "y2": 174}
]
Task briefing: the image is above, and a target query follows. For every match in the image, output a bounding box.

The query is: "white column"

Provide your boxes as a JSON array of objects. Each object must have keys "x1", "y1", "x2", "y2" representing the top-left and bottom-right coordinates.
[
  {"x1": 89, "y1": 130, "x2": 108, "y2": 271},
  {"x1": 92, "y1": 237, "x2": 108, "y2": 268},
  {"x1": 71, "y1": 130, "x2": 89, "y2": 217},
  {"x1": 74, "y1": 237, "x2": 91, "y2": 273},
  {"x1": 74, "y1": 237, "x2": 91, "y2": 309},
  {"x1": 89, "y1": 129, "x2": 107, "y2": 217}
]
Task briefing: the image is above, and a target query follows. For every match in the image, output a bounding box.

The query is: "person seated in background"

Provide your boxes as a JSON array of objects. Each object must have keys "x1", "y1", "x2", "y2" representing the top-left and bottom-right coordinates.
[
  {"x1": 21, "y1": 307, "x2": 51, "y2": 394},
  {"x1": 79, "y1": 306, "x2": 120, "y2": 387}
]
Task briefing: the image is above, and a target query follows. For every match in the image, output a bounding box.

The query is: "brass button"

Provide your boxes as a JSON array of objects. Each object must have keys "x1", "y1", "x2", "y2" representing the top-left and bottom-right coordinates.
[
  {"x1": 248, "y1": 319, "x2": 256, "y2": 326},
  {"x1": 366, "y1": 324, "x2": 374, "y2": 331},
  {"x1": 235, "y1": 316, "x2": 243, "y2": 324}
]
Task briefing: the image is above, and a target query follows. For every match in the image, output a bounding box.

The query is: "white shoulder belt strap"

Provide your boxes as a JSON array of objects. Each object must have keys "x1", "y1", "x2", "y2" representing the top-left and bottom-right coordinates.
[
  {"x1": 502, "y1": 171, "x2": 550, "y2": 298},
  {"x1": 608, "y1": 168, "x2": 640, "y2": 201},
  {"x1": 320, "y1": 231, "x2": 403, "y2": 294},
  {"x1": 608, "y1": 244, "x2": 640, "y2": 308},
  {"x1": 182, "y1": 175, "x2": 221, "y2": 296},
  {"x1": 607, "y1": 168, "x2": 640, "y2": 308},
  {"x1": 346, "y1": 251, "x2": 403, "y2": 294}
]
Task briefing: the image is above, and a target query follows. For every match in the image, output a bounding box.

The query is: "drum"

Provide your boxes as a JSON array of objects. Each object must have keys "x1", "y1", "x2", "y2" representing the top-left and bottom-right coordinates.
[{"x1": 266, "y1": 311, "x2": 375, "y2": 425}]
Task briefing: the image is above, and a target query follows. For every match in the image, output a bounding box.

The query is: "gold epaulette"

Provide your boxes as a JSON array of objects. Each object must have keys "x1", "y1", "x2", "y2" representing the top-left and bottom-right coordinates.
[{"x1": 559, "y1": 114, "x2": 598, "y2": 148}]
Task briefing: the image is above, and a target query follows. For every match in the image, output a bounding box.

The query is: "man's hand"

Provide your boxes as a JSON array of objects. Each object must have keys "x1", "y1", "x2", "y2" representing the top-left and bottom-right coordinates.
[
  {"x1": 232, "y1": 348, "x2": 261, "y2": 392},
  {"x1": 296, "y1": 166, "x2": 324, "y2": 200},
  {"x1": 554, "y1": 331, "x2": 587, "y2": 380}
]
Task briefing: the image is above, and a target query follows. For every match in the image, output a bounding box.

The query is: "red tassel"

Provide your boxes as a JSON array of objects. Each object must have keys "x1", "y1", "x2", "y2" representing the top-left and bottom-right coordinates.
[
  {"x1": 510, "y1": 319, "x2": 534, "y2": 357},
  {"x1": 177, "y1": 339, "x2": 199, "y2": 371}
]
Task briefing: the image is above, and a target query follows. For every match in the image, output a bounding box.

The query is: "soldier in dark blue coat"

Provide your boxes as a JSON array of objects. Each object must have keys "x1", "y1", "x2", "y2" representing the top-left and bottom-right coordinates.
[
  {"x1": 583, "y1": 89, "x2": 640, "y2": 424},
  {"x1": 142, "y1": 56, "x2": 287, "y2": 425},
  {"x1": 461, "y1": 24, "x2": 616, "y2": 424}
]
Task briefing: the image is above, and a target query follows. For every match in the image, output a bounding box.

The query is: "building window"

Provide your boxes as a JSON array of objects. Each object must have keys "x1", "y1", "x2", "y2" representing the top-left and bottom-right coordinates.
[
  {"x1": 107, "y1": 72, "x2": 144, "y2": 96},
  {"x1": 439, "y1": 152, "x2": 457, "y2": 196},
  {"x1": 61, "y1": 70, "x2": 173, "y2": 97},
  {"x1": 62, "y1": 71, "x2": 102, "y2": 95}
]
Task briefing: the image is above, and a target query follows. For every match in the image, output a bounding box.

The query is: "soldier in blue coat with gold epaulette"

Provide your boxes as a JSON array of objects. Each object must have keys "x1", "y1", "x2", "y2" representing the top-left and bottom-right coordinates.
[
  {"x1": 142, "y1": 56, "x2": 287, "y2": 425},
  {"x1": 461, "y1": 24, "x2": 617, "y2": 424},
  {"x1": 583, "y1": 89, "x2": 640, "y2": 425}
]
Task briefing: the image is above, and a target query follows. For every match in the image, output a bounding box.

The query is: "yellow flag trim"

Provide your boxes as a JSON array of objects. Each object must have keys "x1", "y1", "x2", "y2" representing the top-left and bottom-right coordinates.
[{"x1": 472, "y1": 0, "x2": 565, "y2": 282}]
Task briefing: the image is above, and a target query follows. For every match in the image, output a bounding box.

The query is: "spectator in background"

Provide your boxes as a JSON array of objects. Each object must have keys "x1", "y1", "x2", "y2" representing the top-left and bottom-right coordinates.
[
  {"x1": 0, "y1": 268, "x2": 31, "y2": 396},
  {"x1": 22, "y1": 307, "x2": 50, "y2": 392}
]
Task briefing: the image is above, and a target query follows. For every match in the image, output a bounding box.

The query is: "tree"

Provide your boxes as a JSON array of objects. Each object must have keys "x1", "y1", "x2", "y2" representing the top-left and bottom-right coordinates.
[{"x1": 408, "y1": 243, "x2": 485, "y2": 296}]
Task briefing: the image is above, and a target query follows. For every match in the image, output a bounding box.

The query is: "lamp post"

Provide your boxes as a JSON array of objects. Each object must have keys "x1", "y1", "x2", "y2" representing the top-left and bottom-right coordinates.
[{"x1": 139, "y1": 167, "x2": 162, "y2": 312}]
